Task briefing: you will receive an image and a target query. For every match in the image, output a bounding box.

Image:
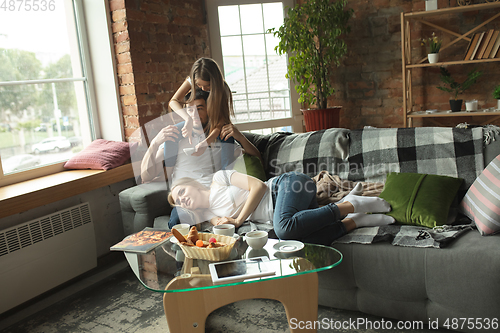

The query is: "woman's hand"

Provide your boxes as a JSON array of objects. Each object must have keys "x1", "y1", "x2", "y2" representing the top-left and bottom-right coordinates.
[
  {"x1": 214, "y1": 216, "x2": 240, "y2": 227},
  {"x1": 220, "y1": 124, "x2": 243, "y2": 142},
  {"x1": 221, "y1": 124, "x2": 262, "y2": 161},
  {"x1": 192, "y1": 140, "x2": 209, "y2": 156},
  {"x1": 151, "y1": 125, "x2": 180, "y2": 147},
  {"x1": 182, "y1": 117, "x2": 193, "y2": 144}
]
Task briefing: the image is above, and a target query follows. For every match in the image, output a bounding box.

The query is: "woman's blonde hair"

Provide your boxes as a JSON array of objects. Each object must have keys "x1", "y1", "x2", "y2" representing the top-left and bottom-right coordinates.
[
  {"x1": 167, "y1": 177, "x2": 209, "y2": 207},
  {"x1": 188, "y1": 58, "x2": 234, "y2": 132}
]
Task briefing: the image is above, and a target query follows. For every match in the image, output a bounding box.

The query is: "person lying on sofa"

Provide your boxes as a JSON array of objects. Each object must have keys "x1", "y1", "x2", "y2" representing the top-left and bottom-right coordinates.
[
  {"x1": 140, "y1": 88, "x2": 261, "y2": 228},
  {"x1": 167, "y1": 170, "x2": 394, "y2": 245}
]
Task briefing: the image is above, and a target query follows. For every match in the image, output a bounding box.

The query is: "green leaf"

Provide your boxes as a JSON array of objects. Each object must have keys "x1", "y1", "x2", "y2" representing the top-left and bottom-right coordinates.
[{"x1": 269, "y1": 0, "x2": 352, "y2": 109}]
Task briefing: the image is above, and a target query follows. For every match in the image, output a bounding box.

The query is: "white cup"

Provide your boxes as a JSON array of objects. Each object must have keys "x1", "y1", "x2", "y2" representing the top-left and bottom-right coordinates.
[
  {"x1": 245, "y1": 230, "x2": 268, "y2": 250},
  {"x1": 213, "y1": 224, "x2": 235, "y2": 236},
  {"x1": 172, "y1": 223, "x2": 190, "y2": 236},
  {"x1": 465, "y1": 100, "x2": 478, "y2": 111}
]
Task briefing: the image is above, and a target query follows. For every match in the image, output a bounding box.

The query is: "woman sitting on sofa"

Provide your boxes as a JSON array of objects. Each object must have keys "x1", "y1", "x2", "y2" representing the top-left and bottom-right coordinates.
[{"x1": 168, "y1": 169, "x2": 394, "y2": 245}]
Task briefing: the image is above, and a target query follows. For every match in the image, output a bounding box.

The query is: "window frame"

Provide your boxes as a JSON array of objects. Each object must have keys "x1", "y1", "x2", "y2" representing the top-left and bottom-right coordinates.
[
  {"x1": 205, "y1": 0, "x2": 303, "y2": 133},
  {"x1": 0, "y1": 0, "x2": 123, "y2": 187}
]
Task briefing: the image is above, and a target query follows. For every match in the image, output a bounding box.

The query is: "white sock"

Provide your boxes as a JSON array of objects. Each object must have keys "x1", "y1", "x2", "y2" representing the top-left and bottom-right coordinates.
[
  {"x1": 347, "y1": 213, "x2": 395, "y2": 228},
  {"x1": 343, "y1": 195, "x2": 391, "y2": 213},
  {"x1": 338, "y1": 183, "x2": 363, "y2": 203}
]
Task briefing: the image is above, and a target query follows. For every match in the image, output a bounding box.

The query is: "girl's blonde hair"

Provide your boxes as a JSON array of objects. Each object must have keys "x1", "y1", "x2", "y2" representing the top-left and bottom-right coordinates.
[
  {"x1": 167, "y1": 177, "x2": 209, "y2": 207},
  {"x1": 188, "y1": 58, "x2": 234, "y2": 132}
]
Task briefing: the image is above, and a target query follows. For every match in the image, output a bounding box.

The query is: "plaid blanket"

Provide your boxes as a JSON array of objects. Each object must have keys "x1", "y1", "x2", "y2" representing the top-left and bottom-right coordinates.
[
  {"x1": 347, "y1": 127, "x2": 484, "y2": 194},
  {"x1": 252, "y1": 128, "x2": 351, "y2": 179},
  {"x1": 312, "y1": 171, "x2": 384, "y2": 205},
  {"x1": 333, "y1": 223, "x2": 475, "y2": 248}
]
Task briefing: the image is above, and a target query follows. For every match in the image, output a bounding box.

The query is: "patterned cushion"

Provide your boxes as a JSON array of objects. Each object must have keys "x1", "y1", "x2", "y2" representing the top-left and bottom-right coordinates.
[
  {"x1": 460, "y1": 154, "x2": 500, "y2": 235},
  {"x1": 64, "y1": 139, "x2": 131, "y2": 170}
]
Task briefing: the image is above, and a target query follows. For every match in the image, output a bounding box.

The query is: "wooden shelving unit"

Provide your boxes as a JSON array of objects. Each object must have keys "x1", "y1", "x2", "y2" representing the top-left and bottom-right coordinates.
[{"x1": 401, "y1": 2, "x2": 500, "y2": 127}]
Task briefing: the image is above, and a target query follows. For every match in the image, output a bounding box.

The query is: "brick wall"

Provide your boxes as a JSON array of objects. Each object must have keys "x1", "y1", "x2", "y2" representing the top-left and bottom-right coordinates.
[
  {"x1": 110, "y1": 0, "x2": 210, "y2": 140},
  {"x1": 335, "y1": 0, "x2": 500, "y2": 128},
  {"x1": 111, "y1": 0, "x2": 500, "y2": 138}
]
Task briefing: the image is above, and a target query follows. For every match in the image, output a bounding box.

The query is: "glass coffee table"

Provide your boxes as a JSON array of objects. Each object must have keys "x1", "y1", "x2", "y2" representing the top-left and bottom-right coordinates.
[{"x1": 124, "y1": 235, "x2": 342, "y2": 333}]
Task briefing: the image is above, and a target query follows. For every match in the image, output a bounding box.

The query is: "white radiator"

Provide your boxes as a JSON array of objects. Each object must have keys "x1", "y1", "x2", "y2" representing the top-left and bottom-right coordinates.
[{"x1": 0, "y1": 202, "x2": 97, "y2": 314}]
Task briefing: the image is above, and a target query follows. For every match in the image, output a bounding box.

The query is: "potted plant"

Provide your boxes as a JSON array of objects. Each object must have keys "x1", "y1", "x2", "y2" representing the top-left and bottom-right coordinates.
[
  {"x1": 268, "y1": 0, "x2": 353, "y2": 131},
  {"x1": 421, "y1": 32, "x2": 442, "y2": 63},
  {"x1": 494, "y1": 85, "x2": 500, "y2": 110},
  {"x1": 437, "y1": 67, "x2": 482, "y2": 112}
]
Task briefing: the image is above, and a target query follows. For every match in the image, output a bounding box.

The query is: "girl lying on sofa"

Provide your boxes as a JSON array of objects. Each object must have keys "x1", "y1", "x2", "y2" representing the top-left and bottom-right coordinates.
[{"x1": 167, "y1": 170, "x2": 394, "y2": 246}]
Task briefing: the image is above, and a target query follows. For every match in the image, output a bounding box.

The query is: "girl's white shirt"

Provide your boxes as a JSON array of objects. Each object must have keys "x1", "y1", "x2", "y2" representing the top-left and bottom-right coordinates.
[{"x1": 201, "y1": 170, "x2": 274, "y2": 224}]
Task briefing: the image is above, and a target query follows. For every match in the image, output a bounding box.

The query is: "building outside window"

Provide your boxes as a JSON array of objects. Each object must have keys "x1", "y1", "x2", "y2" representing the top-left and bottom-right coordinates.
[
  {"x1": 206, "y1": 0, "x2": 302, "y2": 134},
  {"x1": 0, "y1": 0, "x2": 97, "y2": 185}
]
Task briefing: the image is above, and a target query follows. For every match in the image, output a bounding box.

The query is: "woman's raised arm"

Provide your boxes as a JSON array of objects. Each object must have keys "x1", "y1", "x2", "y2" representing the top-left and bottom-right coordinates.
[{"x1": 168, "y1": 78, "x2": 193, "y2": 143}]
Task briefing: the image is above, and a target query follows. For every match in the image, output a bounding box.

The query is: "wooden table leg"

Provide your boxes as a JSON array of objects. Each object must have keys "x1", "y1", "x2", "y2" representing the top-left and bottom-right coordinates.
[{"x1": 163, "y1": 272, "x2": 319, "y2": 333}]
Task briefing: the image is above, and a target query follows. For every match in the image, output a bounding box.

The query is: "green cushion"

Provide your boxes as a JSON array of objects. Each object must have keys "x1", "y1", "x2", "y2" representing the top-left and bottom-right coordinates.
[
  {"x1": 234, "y1": 153, "x2": 267, "y2": 181},
  {"x1": 379, "y1": 172, "x2": 463, "y2": 228}
]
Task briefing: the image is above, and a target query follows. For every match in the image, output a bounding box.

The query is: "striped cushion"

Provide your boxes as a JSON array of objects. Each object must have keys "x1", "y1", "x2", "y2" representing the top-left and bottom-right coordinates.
[{"x1": 460, "y1": 154, "x2": 500, "y2": 235}]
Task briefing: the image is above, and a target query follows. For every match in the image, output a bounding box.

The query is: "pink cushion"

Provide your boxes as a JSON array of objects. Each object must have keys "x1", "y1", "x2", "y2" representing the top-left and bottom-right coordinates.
[
  {"x1": 460, "y1": 154, "x2": 500, "y2": 235},
  {"x1": 64, "y1": 139, "x2": 131, "y2": 170}
]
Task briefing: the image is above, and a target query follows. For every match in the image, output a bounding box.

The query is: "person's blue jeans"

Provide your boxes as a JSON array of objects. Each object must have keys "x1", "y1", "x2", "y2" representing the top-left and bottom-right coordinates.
[
  {"x1": 163, "y1": 122, "x2": 235, "y2": 170},
  {"x1": 271, "y1": 172, "x2": 347, "y2": 246},
  {"x1": 168, "y1": 206, "x2": 180, "y2": 229},
  {"x1": 168, "y1": 206, "x2": 199, "y2": 229}
]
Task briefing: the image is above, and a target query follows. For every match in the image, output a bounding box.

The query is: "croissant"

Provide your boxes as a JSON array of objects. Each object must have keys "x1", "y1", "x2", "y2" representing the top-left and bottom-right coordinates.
[{"x1": 186, "y1": 226, "x2": 199, "y2": 244}]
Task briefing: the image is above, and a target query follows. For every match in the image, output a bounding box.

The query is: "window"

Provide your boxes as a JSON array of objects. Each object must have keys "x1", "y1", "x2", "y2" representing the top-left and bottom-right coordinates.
[
  {"x1": 0, "y1": 0, "x2": 120, "y2": 186},
  {"x1": 206, "y1": 0, "x2": 302, "y2": 133}
]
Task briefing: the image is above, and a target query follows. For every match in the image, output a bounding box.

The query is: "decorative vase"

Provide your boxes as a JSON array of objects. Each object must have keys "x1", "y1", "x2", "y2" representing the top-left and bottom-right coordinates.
[
  {"x1": 449, "y1": 99, "x2": 463, "y2": 112},
  {"x1": 428, "y1": 53, "x2": 439, "y2": 64},
  {"x1": 465, "y1": 100, "x2": 478, "y2": 111},
  {"x1": 301, "y1": 107, "x2": 341, "y2": 132},
  {"x1": 425, "y1": 0, "x2": 438, "y2": 11},
  {"x1": 497, "y1": 99, "x2": 500, "y2": 111}
]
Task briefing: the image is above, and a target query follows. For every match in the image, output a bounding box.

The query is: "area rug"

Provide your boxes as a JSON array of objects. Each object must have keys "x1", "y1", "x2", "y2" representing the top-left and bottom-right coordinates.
[{"x1": 1, "y1": 267, "x2": 449, "y2": 333}]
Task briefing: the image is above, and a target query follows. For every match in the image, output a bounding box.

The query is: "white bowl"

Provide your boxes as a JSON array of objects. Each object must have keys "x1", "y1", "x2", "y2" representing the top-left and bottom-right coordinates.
[
  {"x1": 213, "y1": 224, "x2": 235, "y2": 236},
  {"x1": 172, "y1": 223, "x2": 190, "y2": 236},
  {"x1": 245, "y1": 230, "x2": 268, "y2": 250}
]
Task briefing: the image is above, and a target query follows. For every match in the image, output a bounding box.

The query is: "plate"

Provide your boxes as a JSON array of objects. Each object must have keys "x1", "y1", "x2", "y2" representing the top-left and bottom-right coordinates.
[{"x1": 273, "y1": 240, "x2": 304, "y2": 253}]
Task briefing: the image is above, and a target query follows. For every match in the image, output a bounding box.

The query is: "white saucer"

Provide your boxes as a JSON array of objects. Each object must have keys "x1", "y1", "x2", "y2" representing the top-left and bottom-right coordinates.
[{"x1": 273, "y1": 240, "x2": 304, "y2": 253}]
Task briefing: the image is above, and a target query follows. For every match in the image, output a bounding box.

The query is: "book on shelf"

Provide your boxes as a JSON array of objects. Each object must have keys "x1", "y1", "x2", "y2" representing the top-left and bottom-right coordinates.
[
  {"x1": 463, "y1": 33, "x2": 477, "y2": 60},
  {"x1": 477, "y1": 29, "x2": 495, "y2": 59},
  {"x1": 465, "y1": 33, "x2": 481, "y2": 60},
  {"x1": 110, "y1": 227, "x2": 173, "y2": 253},
  {"x1": 482, "y1": 30, "x2": 499, "y2": 59},
  {"x1": 469, "y1": 32, "x2": 485, "y2": 60},
  {"x1": 490, "y1": 32, "x2": 500, "y2": 58},
  {"x1": 465, "y1": 32, "x2": 484, "y2": 60}
]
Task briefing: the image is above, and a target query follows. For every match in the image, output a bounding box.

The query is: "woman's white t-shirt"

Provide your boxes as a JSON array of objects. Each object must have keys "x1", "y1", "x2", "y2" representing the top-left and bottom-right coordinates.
[{"x1": 201, "y1": 170, "x2": 274, "y2": 224}]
